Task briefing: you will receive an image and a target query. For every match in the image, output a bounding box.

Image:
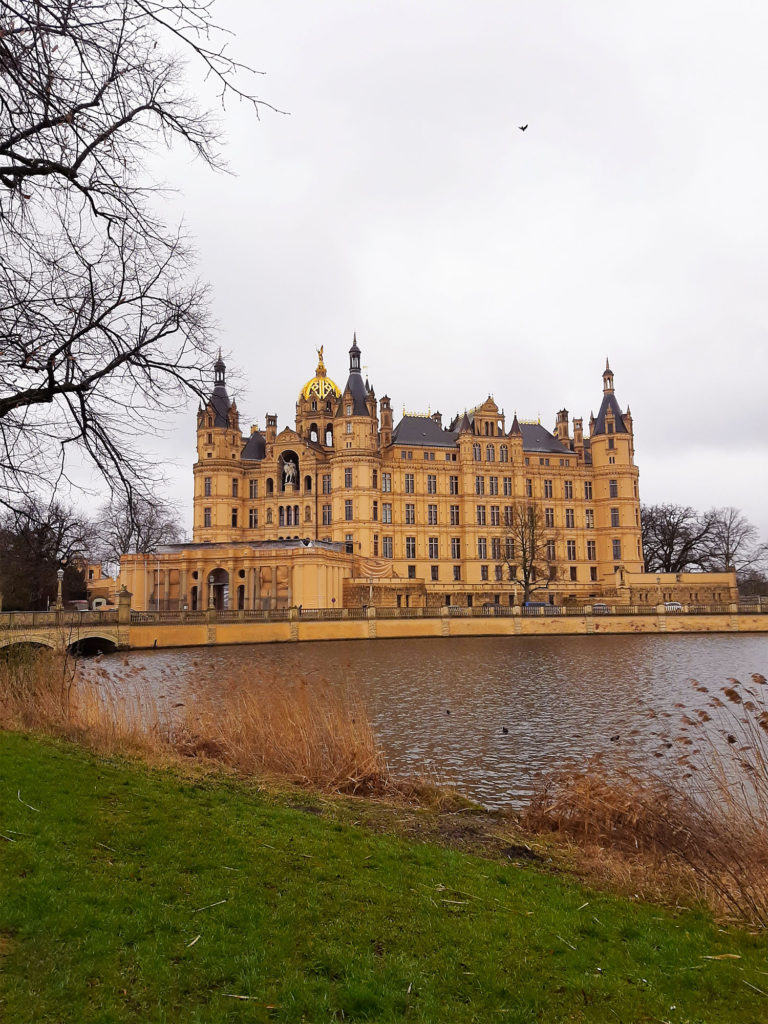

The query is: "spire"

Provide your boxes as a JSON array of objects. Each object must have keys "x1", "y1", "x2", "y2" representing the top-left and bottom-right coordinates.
[
  {"x1": 214, "y1": 348, "x2": 226, "y2": 386},
  {"x1": 509, "y1": 413, "x2": 522, "y2": 436},
  {"x1": 339, "y1": 333, "x2": 369, "y2": 416},
  {"x1": 602, "y1": 358, "x2": 614, "y2": 394},
  {"x1": 349, "y1": 332, "x2": 361, "y2": 373}
]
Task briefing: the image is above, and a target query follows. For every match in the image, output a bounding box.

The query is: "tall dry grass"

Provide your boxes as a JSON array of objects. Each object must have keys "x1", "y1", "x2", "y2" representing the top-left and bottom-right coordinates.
[
  {"x1": 523, "y1": 674, "x2": 768, "y2": 926},
  {"x1": 0, "y1": 645, "x2": 390, "y2": 795}
]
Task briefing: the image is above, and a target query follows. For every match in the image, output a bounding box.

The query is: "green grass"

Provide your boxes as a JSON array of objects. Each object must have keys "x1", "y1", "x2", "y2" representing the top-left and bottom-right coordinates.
[{"x1": 1, "y1": 733, "x2": 767, "y2": 1023}]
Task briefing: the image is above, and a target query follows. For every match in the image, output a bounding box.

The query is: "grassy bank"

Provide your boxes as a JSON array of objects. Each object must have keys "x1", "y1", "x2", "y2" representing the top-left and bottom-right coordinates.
[{"x1": 2, "y1": 733, "x2": 768, "y2": 1023}]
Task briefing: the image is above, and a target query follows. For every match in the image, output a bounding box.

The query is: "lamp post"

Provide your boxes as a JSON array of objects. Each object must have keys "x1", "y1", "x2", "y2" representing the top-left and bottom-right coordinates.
[{"x1": 55, "y1": 567, "x2": 64, "y2": 610}]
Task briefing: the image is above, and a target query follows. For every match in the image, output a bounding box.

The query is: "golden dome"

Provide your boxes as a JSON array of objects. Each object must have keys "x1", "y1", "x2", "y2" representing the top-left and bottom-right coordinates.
[{"x1": 301, "y1": 346, "x2": 341, "y2": 401}]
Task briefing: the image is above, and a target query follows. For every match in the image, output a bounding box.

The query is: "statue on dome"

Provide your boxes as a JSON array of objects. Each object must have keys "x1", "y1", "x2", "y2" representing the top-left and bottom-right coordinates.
[{"x1": 315, "y1": 345, "x2": 326, "y2": 376}]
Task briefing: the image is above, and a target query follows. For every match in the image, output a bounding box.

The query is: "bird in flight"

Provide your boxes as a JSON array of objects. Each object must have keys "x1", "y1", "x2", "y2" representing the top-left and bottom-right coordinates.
[{"x1": 518, "y1": 124, "x2": 528, "y2": 131}]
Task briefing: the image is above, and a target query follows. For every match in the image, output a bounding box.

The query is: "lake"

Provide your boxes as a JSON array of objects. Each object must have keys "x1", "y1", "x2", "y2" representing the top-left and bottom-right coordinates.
[{"x1": 93, "y1": 633, "x2": 768, "y2": 807}]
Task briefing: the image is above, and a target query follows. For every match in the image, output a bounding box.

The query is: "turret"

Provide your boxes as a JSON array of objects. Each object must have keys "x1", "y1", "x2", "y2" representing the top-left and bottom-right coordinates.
[
  {"x1": 380, "y1": 395, "x2": 392, "y2": 447},
  {"x1": 555, "y1": 408, "x2": 569, "y2": 444}
]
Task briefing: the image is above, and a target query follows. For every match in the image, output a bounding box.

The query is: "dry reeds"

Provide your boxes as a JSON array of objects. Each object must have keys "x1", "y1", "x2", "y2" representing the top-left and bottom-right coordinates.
[
  {"x1": 524, "y1": 674, "x2": 768, "y2": 926},
  {"x1": 0, "y1": 645, "x2": 390, "y2": 795}
]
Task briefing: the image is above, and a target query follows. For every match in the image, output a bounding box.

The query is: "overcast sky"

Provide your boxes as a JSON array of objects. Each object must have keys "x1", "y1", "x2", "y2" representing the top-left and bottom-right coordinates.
[{"x1": 144, "y1": 1, "x2": 768, "y2": 538}]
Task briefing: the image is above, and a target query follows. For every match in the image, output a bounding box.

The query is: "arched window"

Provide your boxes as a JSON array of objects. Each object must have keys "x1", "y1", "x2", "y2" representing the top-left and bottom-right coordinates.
[
  {"x1": 309, "y1": 424, "x2": 319, "y2": 443},
  {"x1": 311, "y1": 399, "x2": 317, "y2": 411},
  {"x1": 266, "y1": 478, "x2": 274, "y2": 495},
  {"x1": 294, "y1": 505, "x2": 299, "y2": 525},
  {"x1": 325, "y1": 424, "x2": 334, "y2": 446},
  {"x1": 500, "y1": 444, "x2": 508, "y2": 463},
  {"x1": 486, "y1": 444, "x2": 494, "y2": 462},
  {"x1": 472, "y1": 443, "x2": 481, "y2": 461},
  {"x1": 304, "y1": 475, "x2": 312, "y2": 492},
  {"x1": 279, "y1": 506, "x2": 285, "y2": 527}
]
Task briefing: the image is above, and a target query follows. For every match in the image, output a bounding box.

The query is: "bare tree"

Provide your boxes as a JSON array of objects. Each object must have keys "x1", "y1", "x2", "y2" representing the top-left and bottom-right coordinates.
[
  {"x1": 641, "y1": 503, "x2": 716, "y2": 573},
  {"x1": 703, "y1": 507, "x2": 768, "y2": 579},
  {"x1": 0, "y1": 495, "x2": 94, "y2": 608},
  {"x1": 496, "y1": 502, "x2": 559, "y2": 603},
  {"x1": 97, "y1": 492, "x2": 181, "y2": 571},
  {"x1": 0, "y1": 1, "x2": 272, "y2": 508}
]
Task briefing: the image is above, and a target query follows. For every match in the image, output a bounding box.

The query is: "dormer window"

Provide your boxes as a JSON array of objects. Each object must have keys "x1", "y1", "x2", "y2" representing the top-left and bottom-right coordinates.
[
  {"x1": 311, "y1": 399, "x2": 317, "y2": 411},
  {"x1": 346, "y1": 404, "x2": 352, "y2": 416},
  {"x1": 607, "y1": 421, "x2": 614, "y2": 434}
]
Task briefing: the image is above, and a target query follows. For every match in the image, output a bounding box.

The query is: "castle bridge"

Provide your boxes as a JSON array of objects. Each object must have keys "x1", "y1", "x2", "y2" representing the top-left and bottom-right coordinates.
[{"x1": 2, "y1": 601, "x2": 768, "y2": 652}]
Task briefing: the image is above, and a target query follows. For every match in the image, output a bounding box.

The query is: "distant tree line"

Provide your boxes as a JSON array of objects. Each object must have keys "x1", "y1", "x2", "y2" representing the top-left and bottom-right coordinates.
[
  {"x1": 641, "y1": 504, "x2": 768, "y2": 591},
  {"x1": 0, "y1": 494, "x2": 181, "y2": 610}
]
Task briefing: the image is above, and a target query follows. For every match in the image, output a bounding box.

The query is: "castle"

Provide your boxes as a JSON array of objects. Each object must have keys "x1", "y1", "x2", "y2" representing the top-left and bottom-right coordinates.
[{"x1": 117, "y1": 338, "x2": 737, "y2": 610}]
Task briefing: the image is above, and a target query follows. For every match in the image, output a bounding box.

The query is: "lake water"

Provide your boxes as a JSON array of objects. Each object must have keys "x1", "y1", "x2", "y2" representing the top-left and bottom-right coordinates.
[{"x1": 95, "y1": 633, "x2": 768, "y2": 807}]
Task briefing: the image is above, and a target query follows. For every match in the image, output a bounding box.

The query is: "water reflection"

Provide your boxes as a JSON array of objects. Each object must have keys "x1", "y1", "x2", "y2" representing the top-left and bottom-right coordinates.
[{"x1": 93, "y1": 633, "x2": 768, "y2": 807}]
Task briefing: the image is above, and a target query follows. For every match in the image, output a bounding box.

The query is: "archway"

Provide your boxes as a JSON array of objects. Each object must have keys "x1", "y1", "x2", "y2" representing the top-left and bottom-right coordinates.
[{"x1": 208, "y1": 567, "x2": 230, "y2": 610}]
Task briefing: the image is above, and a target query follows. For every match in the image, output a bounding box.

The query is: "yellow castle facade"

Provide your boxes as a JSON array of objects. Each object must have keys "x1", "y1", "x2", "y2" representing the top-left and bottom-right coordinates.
[{"x1": 118, "y1": 339, "x2": 737, "y2": 611}]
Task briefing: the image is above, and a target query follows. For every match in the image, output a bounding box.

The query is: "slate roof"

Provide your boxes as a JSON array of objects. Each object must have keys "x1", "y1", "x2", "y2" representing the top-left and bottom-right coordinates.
[
  {"x1": 241, "y1": 430, "x2": 266, "y2": 461},
  {"x1": 592, "y1": 393, "x2": 628, "y2": 436},
  {"x1": 208, "y1": 383, "x2": 231, "y2": 428},
  {"x1": 519, "y1": 423, "x2": 571, "y2": 454},
  {"x1": 337, "y1": 368, "x2": 370, "y2": 416},
  {"x1": 392, "y1": 415, "x2": 459, "y2": 448}
]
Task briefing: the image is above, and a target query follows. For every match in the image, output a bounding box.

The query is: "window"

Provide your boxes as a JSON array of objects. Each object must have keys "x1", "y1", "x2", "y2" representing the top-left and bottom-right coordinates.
[
  {"x1": 481, "y1": 564, "x2": 489, "y2": 581},
  {"x1": 231, "y1": 508, "x2": 238, "y2": 528},
  {"x1": 408, "y1": 565, "x2": 416, "y2": 579},
  {"x1": 431, "y1": 565, "x2": 439, "y2": 581},
  {"x1": 590, "y1": 566, "x2": 598, "y2": 582},
  {"x1": 372, "y1": 500, "x2": 378, "y2": 521},
  {"x1": 526, "y1": 479, "x2": 533, "y2": 497},
  {"x1": 584, "y1": 481, "x2": 593, "y2": 500},
  {"x1": 449, "y1": 475, "x2": 459, "y2": 495},
  {"x1": 476, "y1": 505, "x2": 486, "y2": 526},
  {"x1": 451, "y1": 537, "x2": 461, "y2": 559},
  {"x1": 609, "y1": 479, "x2": 618, "y2": 498},
  {"x1": 570, "y1": 566, "x2": 578, "y2": 581},
  {"x1": 322, "y1": 474, "x2": 331, "y2": 494},
  {"x1": 345, "y1": 422, "x2": 352, "y2": 434},
  {"x1": 322, "y1": 504, "x2": 332, "y2": 525},
  {"x1": 546, "y1": 539, "x2": 556, "y2": 561},
  {"x1": 478, "y1": 537, "x2": 487, "y2": 559},
  {"x1": 475, "y1": 476, "x2": 485, "y2": 495},
  {"x1": 503, "y1": 476, "x2": 512, "y2": 496},
  {"x1": 344, "y1": 467, "x2": 352, "y2": 488},
  {"x1": 490, "y1": 505, "x2": 500, "y2": 527},
  {"x1": 401, "y1": 450, "x2": 408, "y2": 459},
  {"x1": 539, "y1": 457, "x2": 549, "y2": 466},
  {"x1": 585, "y1": 508, "x2": 594, "y2": 529},
  {"x1": 382, "y1": 502, "x2": 392, "y2": 523},
  {"x1": 207, "y1": 432, "x2": 212, "y2": 444},
  {"x1": 405, "y1": 503, "x2": 415, "y2": 524},
  {"x1": 543, "y1": 479, "x2": 553, "y2": 498},
  {"x1": 473, "y1": 443, "x2": 481, "y2": 461},
  {"x1": 249, "y1": 479, "x2": 258, "y2": 499},
  {"x1": 607, "y1": 421, "x2": 614, "y2": 434},
  {"x1": 486, "y1": 444, "x2": 495, "y2": 462},
  {"x1": 345, "y1": 499, "x2": 353, "y2": 521},
  {"x1": 382, "y1": 536, "x2": 393, "y2": 559},
  {"x1": 405, "y1": 536, "x2": 416, "y2": 559},
  {"x1": 489, "y1": 476, "x2": 498, "y2": 495},
  {"x1": 203, "y1": 476, "x2": 212, "y2": 497},
  {"x1": 567, "y1": 539, "x2": 577, "y2": 560},
  {"x1": 249, "y1": 508, "x2": 258, "y2": 528},
  {"x1": 426, "y1": 473, "x2": 437, "y2": 494},
  {"x1": 545, "y1": 507, "x2": 555, "y2": 528},
  {"x1": 633, "y1": 480, "x2": 638, "y2": 498},
  {"x1": 346, "y1": 403, "x2": 352, "y2": 416},
  {"x1": 453, "y1": 565, "x2": 461, "y2": 581},
  {"x1": 405, "y1": 473, "x2": 414, "y2": 494},
  {"x1": 491, "y1": 537, "x2": 501, "y2": 560},
  {"x1": 565, "y1": 508, "x2": 575, "y2": 529},
  {"x1": 428, "y1": 503, "x2": 438, "y2": 525},
  {"x1": 232, "y1": 478, "x2": 238, "y2": 497},
  {"x1": 373, "y1": 534, "x2": 379, "y2": 556},
  {"x1": 587, "y1": 540, "x2": 596, "y2": 560},
  {"x1": 505, "y1": 538, "x2": 515, "y2": 559},
  {"x1": 428, "y1": 536, "x2": 439, "y2": 559},
  {"x1": 607, "y1": 437, "x2": 615, "y2": 450},
  {"x1": 609, "y1": 456, "x2": 616, "y2": 464},
  {"x1": 500, "y1": 444, "x2": 509, "y2": 463},
  {"x1": 372, "y1": 469, "x2": 378, "y2": 487},
  {"x1": 203, "y1": 507, "x2": 211, "y2": 528},
  {"x1": 612, "y1": 538, "x2": 622, "y2": 559},
  {"x1": 382, "y1": 473, "x2": 392, "y2": 492},
  {"x1": 450, "y1": 504, "x2": 460, "y2": 525},
  {"x1": 564, "y1": 480, "x2": 573, "y2": 499},
  {"x1": 504, "y1": 506, "x2": 512, "y2": 527},
  {"x1": 611, "y1": 507, "x2": 620, "y2": 527}
]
